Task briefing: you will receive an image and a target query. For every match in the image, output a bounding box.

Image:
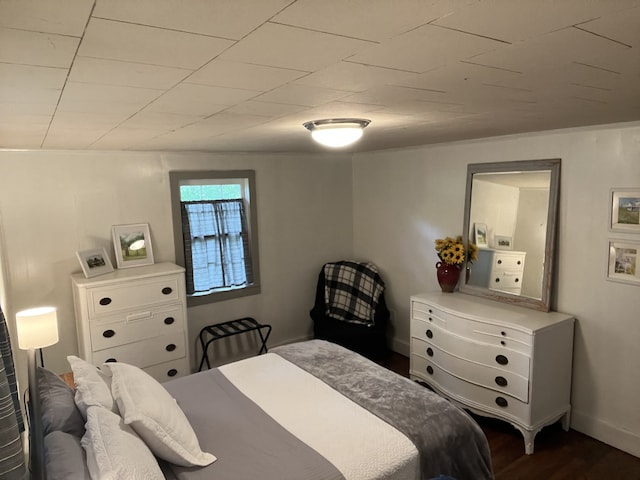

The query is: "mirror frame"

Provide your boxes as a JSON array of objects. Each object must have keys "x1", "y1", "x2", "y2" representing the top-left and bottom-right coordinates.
[{"x1": 460, "y1": 158, "x2": 561, "y2": 312}]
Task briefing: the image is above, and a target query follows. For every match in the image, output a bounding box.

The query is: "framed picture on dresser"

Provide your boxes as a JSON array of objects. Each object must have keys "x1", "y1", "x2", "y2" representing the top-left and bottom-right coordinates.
[
  {"x1": 474, "y1": 223, "x2": 488, "y2": 247},
  {"x1": 607, "y1": 240, "x2": 640, "y2": 285},
  {"x1": 494, "y1": 235, "x2": 513, "y2": 250},
  {"x1": 76, "y1": 248, "x2": 114, "y2": 278},
  {"x1": 112, "y1": 223, "x2": 155, "y2": 269}
]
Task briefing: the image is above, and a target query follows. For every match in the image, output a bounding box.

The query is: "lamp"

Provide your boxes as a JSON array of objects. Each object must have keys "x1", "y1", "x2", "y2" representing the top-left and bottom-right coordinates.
[
  {"x1": 16, "y1": 307, "x2": 58, "y2": 365},
  {"x1": 303, "y1": 118, "x2": 370, "y2": 148},
  {"x1": 16, "y1": 307, "x2": 58, "y2": 480}
]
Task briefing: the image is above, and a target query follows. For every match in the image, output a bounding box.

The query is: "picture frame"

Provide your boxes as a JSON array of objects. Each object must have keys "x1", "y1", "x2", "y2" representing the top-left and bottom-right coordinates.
[
  {"x1": 112, "y1": 223, "x2": 154, "y2": 269},
  {"x1": 76, "y1": 247, "x2": 114, "y2": 278},
  {"x1": 607, "y1": 240, "x2": 640, "y2": 285},
  {"x1": 494, "y1": 235, "x2": 513, "y2": 250},
  {"x1": 610, "y1": 189, "x2": 640, "y2": 232},
  {"x1": 474, "y1": 223, "x2": 488, "y2": 248}
]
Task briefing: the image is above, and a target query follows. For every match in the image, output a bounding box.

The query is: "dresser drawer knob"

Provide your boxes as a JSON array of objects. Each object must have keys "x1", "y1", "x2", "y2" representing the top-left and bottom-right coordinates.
[
  {"x1": 164, "y1": 317, "x2": 175, "y2": 325},
  {"x1": 426, "y1": 329, "x2": 433, "y2": 339},
  {"x1": 515, "y1": 278, "x2": 520, "y2": 283},
  {"x1": 495, "y1": 396, "x2": 508, "y2": 408},
  {"x1": 102, "y1": 329, "x2": 115, "y2": 338},
  {"x1": 426, "y1": 347, "x2": 434, "y2": 357},
  {"x1": 105, "y1": 358, "x2": 117, "y2": 363},
  {"x1": 428, "y1": 309, "x2": 433, "y2": 314},
  {"x1": 166, "y1": 343, "x2": 177, "y2": 352},
  {"x1": 501, "y1": 340, "x2": 506, "y2": 346},
  {"x1": 161, "y1": 287, "x2": 173, "y2": 295},
  {"x1": 495, "y1": 376, "x2": 508, "y2": 387},
  {"x1": 501, "y1": 331, "x2": 506, "y2": 336},
  {"x1": 497, "y1": 259, "x2": 502, "y2": 264},
  {"x1": 517, "y1": 260, "x2": 521, "y2": 265},
  {"x1": 99, "y1": 297, "x2": 112, "y2": 306},
  {"x1": 495, "y1": 354, "x2": 509, "y2": 365},
  {"x1": 428, "y1": 317, "x2": 433, "y2": 322},
  {"x1": 167, "y1": 369, "x2": 178, "y2": 377},
  {"x1": 494, "y1": 278, "x2": 500, "y2": 283},
  {"x1": 426, "y1": 365, "x2": 434, "y2": 375}
]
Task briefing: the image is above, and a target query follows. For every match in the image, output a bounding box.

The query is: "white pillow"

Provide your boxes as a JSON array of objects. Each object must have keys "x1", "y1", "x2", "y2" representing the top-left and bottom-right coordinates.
[
  {"x1": 103, "y1": 362, "x2": 216, "y2": 467},
  {"x1": 67, "y1": 355, "x2": 118, "y2": 418},
  {"x1": 81, "y1": 406, "x2": 164, "y2": 480}
]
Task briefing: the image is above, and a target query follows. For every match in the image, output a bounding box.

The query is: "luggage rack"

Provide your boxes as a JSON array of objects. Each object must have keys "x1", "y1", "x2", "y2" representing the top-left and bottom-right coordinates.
[{"x1": 198, "y1": 317, "x2": 272, "y2": 371}]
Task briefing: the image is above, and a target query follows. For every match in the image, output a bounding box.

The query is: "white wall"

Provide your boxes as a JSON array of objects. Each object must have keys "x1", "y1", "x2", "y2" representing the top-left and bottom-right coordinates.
[
  {"x1": 0, "y1": 149, "x2": 353, "y2": 386},
  {"x1": 352, "y1": 121, "x2": 640, "y2": 457}
]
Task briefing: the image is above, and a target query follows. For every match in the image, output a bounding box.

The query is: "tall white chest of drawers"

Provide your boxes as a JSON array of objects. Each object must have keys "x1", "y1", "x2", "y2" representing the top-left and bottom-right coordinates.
[
  {"x1": 410, "y1": 292, "x2": 574, "y2": 454},
  {"x1": 72, "y1": 263, "x2": 190, "y2": 382}
]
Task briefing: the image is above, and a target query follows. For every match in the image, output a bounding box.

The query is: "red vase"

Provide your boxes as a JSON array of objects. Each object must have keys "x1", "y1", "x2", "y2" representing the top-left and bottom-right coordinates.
[{"x1": 436, "y1": 261, "x2": 461, "y2": 293}]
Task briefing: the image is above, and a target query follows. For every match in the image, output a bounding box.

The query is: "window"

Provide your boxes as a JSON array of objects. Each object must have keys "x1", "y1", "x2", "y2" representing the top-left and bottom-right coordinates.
[{"x1": 169, "y1": 170, "x2": 260, "y2": 305}]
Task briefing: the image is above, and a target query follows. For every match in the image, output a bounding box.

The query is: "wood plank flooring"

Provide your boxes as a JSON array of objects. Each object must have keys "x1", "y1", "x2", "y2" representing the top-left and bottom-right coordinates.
[{"x1": 381, "y1": 352, "x2": 640, "y2": 479}]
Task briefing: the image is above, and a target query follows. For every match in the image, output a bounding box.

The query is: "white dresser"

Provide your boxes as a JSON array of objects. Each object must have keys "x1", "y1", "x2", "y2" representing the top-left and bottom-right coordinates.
[
  {"x1": 410, "y1": 292, "x2": 574, "y2": 454},
  {"x1": 469, "y1": 248, "x2": 526, "y2": 295},
  {"x1": 71, "y1": 263, "x2": 190, "y2": 382}
]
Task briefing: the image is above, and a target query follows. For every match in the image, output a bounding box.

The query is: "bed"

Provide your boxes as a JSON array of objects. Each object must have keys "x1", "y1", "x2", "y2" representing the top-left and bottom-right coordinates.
[{"x1": 32, "y1": 339, "x2": 493, "y2": 480}]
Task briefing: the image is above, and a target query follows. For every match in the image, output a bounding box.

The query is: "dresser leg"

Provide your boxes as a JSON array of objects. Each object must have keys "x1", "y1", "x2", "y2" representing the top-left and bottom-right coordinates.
[
  {"x1": 561, "y1": 408, "x2": 571, "y2": 431},
  {"x1": 512, "y1": 423, "x2": 539, "y2": 455}
]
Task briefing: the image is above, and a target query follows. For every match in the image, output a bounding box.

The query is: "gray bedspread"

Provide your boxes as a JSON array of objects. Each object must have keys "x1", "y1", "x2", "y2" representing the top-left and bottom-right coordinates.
[
  {"x1": 162, "y1": 367, "x2": 345, "y2": 480},
  {"x1": 272, "y1": 340, "x2": 494, "y2": 480}
]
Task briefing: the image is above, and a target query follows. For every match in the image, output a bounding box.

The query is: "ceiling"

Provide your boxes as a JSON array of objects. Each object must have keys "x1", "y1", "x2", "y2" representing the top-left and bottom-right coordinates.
[{"x1": 1, "y1": 0, "x2": 639, "y2": 153}]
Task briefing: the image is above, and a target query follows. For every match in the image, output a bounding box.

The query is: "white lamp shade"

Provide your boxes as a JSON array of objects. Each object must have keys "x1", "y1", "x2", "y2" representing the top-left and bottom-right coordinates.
[{"x1": 16, "y1": 306, "x2": 59, "y2": 350}]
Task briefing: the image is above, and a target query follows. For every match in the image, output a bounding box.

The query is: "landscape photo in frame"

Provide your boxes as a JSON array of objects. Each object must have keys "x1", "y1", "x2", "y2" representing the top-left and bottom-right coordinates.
[{"x1": 112, "y1": 223, "x2": 155, "y2": 269}]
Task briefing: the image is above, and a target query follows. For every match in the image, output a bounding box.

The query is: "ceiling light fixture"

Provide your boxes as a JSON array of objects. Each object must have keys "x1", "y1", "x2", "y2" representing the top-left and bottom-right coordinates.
[{"x1": 303, "y1": 118, "x2": 371, "y2": 148}]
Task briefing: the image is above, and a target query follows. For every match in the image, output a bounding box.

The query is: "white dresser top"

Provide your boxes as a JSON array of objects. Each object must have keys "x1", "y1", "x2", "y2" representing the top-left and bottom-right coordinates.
[
  {"x1": 412, "y1": 292, "x2": 573, "y2": 334},
  {"x1": 71, "y1": 262, "x2": 184, "y2": 287}
]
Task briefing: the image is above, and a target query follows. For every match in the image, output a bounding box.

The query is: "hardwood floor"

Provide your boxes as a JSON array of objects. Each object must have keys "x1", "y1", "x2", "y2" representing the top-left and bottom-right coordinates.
[{"x1": 382, "y1": 352, "x2": 640, "y2": 479}]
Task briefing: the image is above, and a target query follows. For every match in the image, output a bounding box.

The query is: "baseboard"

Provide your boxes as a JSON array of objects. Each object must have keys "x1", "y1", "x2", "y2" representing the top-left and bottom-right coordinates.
[
  {"x1": 271, "y1": 334, "x2": 313, "y2": 348},
  {"x1": 390, "y1": 337, "x2": 410, "y2": 357},
  {"x1": 571, "y1": 409, "x2": 640, "y2": 458}
]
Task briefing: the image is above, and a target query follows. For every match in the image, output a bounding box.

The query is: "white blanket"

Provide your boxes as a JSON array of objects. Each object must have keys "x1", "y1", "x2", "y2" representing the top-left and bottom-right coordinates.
[{"x1": 219, "y1": 353, "x2": 419, "y2": 480}]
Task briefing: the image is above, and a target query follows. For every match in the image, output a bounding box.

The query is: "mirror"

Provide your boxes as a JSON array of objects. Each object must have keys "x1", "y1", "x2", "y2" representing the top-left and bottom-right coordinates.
[{"x1": 460, "y1": 159, "x2": 561, "y2": 312}]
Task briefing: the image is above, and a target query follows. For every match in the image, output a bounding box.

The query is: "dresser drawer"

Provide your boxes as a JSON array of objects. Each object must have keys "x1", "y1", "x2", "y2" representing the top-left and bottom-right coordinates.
[
  {"x1": 411, "y1": 319, "x2": 530, "y2": 377},
  {"x1": 92, "y1": 332, "x2": 186, "y2": 368},
  {"x1": 412, "y1": 304, "x2": 532, "y2": 354},
  {"x1": 411, "y1": 355, "x2": 531, "y2": 424},
  {"x1": 492, "y1": 252, "x2": 525, "y2": 270},
  {"x1": 411, "y1": 338, "x2": 529, "y2": 402},
  {"x1": 143, "y1": 358, "x2": 189, "y2": 382},
  {"x1": 411, "y1": 300, "x2": 457, "y2": 330},
  {"x1": 87, "y1": 276, "x2": 182, "y2": 318},
  {"x1": 490, "y1": 271, "x2": 523, "y2": 289},
  {"x1": 89, "y1": 305, "x2": 185, "y2": 352}
]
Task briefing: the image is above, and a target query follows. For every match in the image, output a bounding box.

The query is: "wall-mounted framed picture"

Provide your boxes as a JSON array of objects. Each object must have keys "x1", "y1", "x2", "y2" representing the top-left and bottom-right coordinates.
[
  {"x1": 610, "y1": 189, "x2": 640, "y2": 233},
  {"x1": 112, "y1": 223, "x2": 154, "y2": 269},
  {"x1": 474, "y1": 223, "x2": 488, "y2": 248},
  {"x1": 76, "y1": 247, "x2": 114, "y2": 278},
  {"x1": 607, "y1": 240, "x2": 640, "y2": 285},
  {"x1": 494, "y1": 235, "x2": 513, "y2": 250}
]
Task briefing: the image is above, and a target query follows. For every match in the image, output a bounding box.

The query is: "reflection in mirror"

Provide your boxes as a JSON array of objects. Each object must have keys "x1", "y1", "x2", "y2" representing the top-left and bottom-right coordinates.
[{"x1": 460, "y1": 159, "x2": 561, "y2": 312}]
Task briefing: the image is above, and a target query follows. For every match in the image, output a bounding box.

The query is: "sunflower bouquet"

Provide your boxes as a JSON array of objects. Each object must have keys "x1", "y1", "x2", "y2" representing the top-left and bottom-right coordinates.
[{"x1": 435, "y1": 235, "x2": 478, "y2": 266}]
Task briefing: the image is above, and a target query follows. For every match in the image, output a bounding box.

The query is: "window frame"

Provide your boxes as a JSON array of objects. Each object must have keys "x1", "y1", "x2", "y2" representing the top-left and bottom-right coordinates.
[{"x1": 169, "y1": 170, "x2": 261, "y2": 306}]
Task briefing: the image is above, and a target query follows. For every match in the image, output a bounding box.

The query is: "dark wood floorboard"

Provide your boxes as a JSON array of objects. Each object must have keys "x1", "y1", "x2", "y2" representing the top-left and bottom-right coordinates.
[{"x1": 381, "y1": 351, "x2": 640, "y2": 479}]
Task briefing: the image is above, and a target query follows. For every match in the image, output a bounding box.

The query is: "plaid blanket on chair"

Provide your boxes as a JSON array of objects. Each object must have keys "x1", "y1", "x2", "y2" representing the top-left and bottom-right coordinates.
[{"x1": 323, "y1": 261, "x2": 385, "y2": 325}]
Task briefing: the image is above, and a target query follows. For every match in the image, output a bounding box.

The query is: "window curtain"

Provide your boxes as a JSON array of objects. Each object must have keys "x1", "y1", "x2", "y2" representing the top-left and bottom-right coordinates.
[
  {"x1": 181, "y1": 199, "x2": 253, "y2": 294},
  {"x1": 0, "y1": 305, "x2": 25, "y2": 479}
]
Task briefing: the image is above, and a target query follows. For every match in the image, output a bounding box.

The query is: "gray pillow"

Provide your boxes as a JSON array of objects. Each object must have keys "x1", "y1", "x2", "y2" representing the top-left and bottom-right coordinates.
[
  {"x1": 37, "y1": 367, "x2": 85, "y2": 437},
  {"x1": 44, "y1": 431, "x2": 90, "y2": 480}
]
